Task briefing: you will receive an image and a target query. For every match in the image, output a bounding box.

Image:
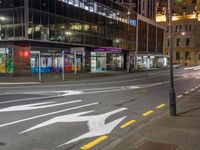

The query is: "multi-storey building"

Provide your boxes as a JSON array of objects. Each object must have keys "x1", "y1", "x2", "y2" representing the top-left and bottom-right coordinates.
[
  {"x1": 113, "y1": 0, "x2": 156, "y2": 20},
  {"x1": 0, "y1": 0, "x2": 164, "y2": 75},
  {"x1": 112, "y1": 0, "x2": 166, "y2": 70},
  {"x1": 112, "y1": 0, "x2": 138, "y2": 11},
  {"x1": 156, "y1": 0, "x2": 200, "y2": 15},
  {"x1": 156, "y1": 0, "x2": 200, "y2": 67}
]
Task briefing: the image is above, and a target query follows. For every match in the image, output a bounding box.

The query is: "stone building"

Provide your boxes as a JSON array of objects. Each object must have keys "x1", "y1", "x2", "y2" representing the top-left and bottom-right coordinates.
[{"x1": 156, "y1": 0, "x2": 200, "y2": 66}]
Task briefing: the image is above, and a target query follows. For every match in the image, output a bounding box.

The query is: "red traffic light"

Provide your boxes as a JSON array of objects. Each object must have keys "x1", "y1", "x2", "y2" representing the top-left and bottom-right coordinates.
[{"x1": 19, "y1": 49, "x2": 30, "y2": 58}]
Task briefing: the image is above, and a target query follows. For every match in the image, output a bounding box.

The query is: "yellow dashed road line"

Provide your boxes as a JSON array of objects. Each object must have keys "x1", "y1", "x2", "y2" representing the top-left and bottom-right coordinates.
[
  {"x1": 156, "y1": 104, "x2": 166, "y2": 109},
  {"x1": 80, "y1": 135, "x2": 108, "y2": 150},
  {"x1": 190, "y1": 88, "x2": 195, "y2": 91},
  {"x1": 142, "y1": 110, "x2": 154, "y2": 117},
  {"x1": 177, "y1": 95, "x2": 183, "y2": 98},
  {"x1": 184, "y1": 91, "x2": 190, "y2": 94},
  {"x1": 120, "y1": 120, "x2": 136, "y2": 129}
]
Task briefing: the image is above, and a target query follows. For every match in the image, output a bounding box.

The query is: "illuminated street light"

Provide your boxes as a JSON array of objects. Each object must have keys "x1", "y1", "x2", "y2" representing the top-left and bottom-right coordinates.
[
  {"x1": 65, "y1": 31, "x2": 72, "y2": 36},
  {"x1": 115, "y1": 39, "x2": 120, "y2": 43},
  {"x1": 0, "y1": 16, "x2": 6, "y2": 21},
  {"x1": 181, "y1": 32, "x2": 185, "y2": 36}
]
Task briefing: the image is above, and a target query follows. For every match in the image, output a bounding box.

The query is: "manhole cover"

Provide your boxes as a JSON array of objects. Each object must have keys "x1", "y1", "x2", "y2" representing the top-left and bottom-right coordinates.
[{"x1": 136, "y1": 140, "x2": 177, "y2": 150}]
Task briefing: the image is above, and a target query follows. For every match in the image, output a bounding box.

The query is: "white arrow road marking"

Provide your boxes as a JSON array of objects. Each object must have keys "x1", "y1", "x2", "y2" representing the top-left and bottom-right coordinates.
[
  {"x1": 0, "y1": 100, "x2": 82, "y2": 112},
  {"x1": 0, "y1": 95, "x2": 59, "y2": 105},
  {"x1": 0, "y1": 102, "x2": 99, "y2": 128},
  {"x1": 19, "y1": 108, "x2": 127, "y2": 148},
  {"x1": 1, "y1": 77, "x2": 185, "y2": 105},
  {"x1": 56, "y1": 90, "x2": 83, "y2": 96},
  {"x1": 2, "y1": 90, "x2": 83, "y2": 97},
  {"x1": 0, "y1": 90, "x2": 84, "y2": 105}
]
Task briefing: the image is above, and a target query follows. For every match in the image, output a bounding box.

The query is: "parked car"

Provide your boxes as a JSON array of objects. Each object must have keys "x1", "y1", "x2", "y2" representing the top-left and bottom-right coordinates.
[{"x1": 167, "y1": 63, "x2": 182, "y2": 69}]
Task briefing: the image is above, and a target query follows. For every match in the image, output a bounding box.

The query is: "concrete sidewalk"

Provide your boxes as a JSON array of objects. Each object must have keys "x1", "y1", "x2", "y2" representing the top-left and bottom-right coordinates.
[
  {"x1": 0, "y1": 71, "x2": 127, "y2": 84},
  {"x1": 106, "y1": 89, "x2": 200, "y2": 150}
]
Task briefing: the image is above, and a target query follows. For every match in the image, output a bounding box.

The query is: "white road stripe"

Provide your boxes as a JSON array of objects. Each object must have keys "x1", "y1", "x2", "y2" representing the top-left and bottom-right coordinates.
[
  {"x1": 0, "y1": 82, "x2": 40, "y2": 85},
  {"x1": 0, "y1": 91, "x2": 83, "y2": 105},
  {"x1": 0, "y1": 100, "x2": 82, "y2": 112},
  {"x1": 0, "y1": 95, "x2": 60, "y2": 105},
  {"x1": 0, "y1": 77, "x2": 185, "y2": 105},
  {"x1": 0, "y1": 102, "x2": 99, "y2": 128}
]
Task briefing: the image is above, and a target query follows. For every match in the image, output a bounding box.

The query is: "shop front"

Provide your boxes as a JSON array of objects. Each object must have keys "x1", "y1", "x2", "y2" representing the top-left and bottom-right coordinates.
[
  {"x1": 91, "y1": 47, "x2": 123, "y2": 72},
  {"x1": 31, "y1": 47, "x2": 85, "y2": 74},
  {"x1": 137, "y1": 55, "x2": 168, "y2": 69},
  {"x1": 0, "y1": 48, "x2": 13, "y2": 74}
]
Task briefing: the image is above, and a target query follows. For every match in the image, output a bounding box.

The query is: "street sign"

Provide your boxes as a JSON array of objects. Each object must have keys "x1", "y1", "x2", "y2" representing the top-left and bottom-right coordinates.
[
  {"x1": 0, "y1": 48, "x2": 5, "y2": 54},
  {"x1": 31, "y1": 51, "x2": 40, "y2": 54}
]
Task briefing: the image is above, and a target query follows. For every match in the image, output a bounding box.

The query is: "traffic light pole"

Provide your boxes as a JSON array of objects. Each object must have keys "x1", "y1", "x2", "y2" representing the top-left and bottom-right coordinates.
[
  {"x1": 168, "y1": 0, "x2": 176, "y2": 116},
  {"x1": 74, "y1": 50, "x2": 77, "y2": 75},
  {"x1": 62, "y1": 50, "x2": 65, "y2": 80},
  {"x1": 39, "y1": 51, "x2": 41, "y2": 82}
]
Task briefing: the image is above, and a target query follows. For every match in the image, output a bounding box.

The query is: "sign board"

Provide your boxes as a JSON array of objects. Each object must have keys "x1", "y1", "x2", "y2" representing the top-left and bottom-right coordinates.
[
  {"x1": 94, "y1": 47, "x2": 122, "y2": 53},
  {"x1": 31, "y1": 51, "x2": 40, "y2": 54},
  {"x1": 129, "y1": 18, "x2": 137, "y2": 27},
  {"x1": 71, "y1": 47, "x2": 85, "y2": 55},
  {"x1": 0, "y1": 48, "x2": 6, "y2": 54}
]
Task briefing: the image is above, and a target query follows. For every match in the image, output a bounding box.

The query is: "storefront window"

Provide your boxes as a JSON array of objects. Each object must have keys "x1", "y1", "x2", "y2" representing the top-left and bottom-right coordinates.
[
  {"x1": 0, "y1": 48, "x2": 6, "y2": 73},
  {"x1": 0, "y1": 47, "x2": 13, "y2": 73},
  {"x1": 27, "y1": 0, "x2": 137, "y2": 50}
]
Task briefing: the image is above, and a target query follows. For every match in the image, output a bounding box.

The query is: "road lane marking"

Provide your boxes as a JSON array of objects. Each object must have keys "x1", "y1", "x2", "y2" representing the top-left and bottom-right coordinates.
[
  {"x1": 120, "y1": 120, "x2": 136, "y2": 129},
  {"x1": 184, "y1": 91, "x2": 190, "y2": 94},
  {"x1": 79, "y1": 78, "x2": 185, "y2": 95},
  {"x1": 177, "y1": 95, "x2": 183, "y2": 98},
  {"x1": 184, "y1": 66, "x2": 200, "y2": 70},
  {"x1": 0, "y1": 75, "x2": 186, "y2": 90},
  {"x1": 156, "y1": 104, "x2": 166, "y2": 109},
  {"x1": 0, "y1": 100, "x2": 82, "y2": 112},
  {"x1": 0, "y1": 77, "x2": 186, "y2": 105},
  {"x1": 80, "y1": 135, "x2": 108, "y2": 150},
  {"x1": 0, "y1": 95, "x2": 61, "y2": 105},
  {"x1": 52, "y1": 108, "x2": 126, "y2": 147},
  {"x1": 190, "y1": 88, "x2": 195, "y2": 91},
  {"x1": 0, "y1": 102, "x2": 99, "y2": 128},
  {"x1": 0, "y1": 91, "x2": 83, "y2": 105},
  {"x1": 142, "y1": 110, "x2": 154, "y2": 117},
  {"x1": 0, "y1": 82, "x2": 40, "y2": 85}
]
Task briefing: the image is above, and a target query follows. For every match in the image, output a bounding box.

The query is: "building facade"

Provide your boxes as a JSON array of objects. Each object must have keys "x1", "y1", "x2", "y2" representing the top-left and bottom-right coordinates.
[
  {"x1": 0, "y1": 0, "x2": 164, "y2": 76},
  {"x1": 112, "y1": 0, "x2": 138, "y2": 11},
  {"x1": 136, "y1": 14, "x2": 166, "y2": 69},
  {"x1": 156, "y1": 0, "x2": 200, "y2": 67},
  {"x1": 156, "y1": 0, "x2": 200, "y2": 16},
  {"x1": 113, "y1": 0, "x2": 156, "y2": 20},
  {"x1": 113, "y1": 0, "x2": 166, "y2": 69}
]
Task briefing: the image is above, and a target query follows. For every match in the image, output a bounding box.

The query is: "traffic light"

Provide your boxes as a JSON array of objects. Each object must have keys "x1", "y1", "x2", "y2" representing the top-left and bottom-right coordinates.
[{"x1": 19, "y1": 49, "x2": 30, "y2": 59}]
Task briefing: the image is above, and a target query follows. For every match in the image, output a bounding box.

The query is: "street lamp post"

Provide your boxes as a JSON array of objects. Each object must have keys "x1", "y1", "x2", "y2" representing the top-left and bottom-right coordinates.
[{"x1": 168, "y1": 0, "x2": 176, "y2": 116}]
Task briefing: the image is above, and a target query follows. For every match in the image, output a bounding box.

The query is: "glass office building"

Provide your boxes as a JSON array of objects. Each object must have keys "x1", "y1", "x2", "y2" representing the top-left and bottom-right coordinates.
[{"x1": 0, "y1": 0, "x2": 163, "y2": 75}]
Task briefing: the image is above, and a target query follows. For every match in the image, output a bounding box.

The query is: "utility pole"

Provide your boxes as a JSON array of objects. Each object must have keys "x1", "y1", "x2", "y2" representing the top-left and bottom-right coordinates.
[{"x1": 168, "y1": 0, "x2": 176, "y2": 116}]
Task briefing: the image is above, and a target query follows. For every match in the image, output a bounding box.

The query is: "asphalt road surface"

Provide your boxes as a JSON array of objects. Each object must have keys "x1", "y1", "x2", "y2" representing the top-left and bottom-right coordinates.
[{"x1": 0, "y1": 69, "x2": 200, "y2": 150}]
